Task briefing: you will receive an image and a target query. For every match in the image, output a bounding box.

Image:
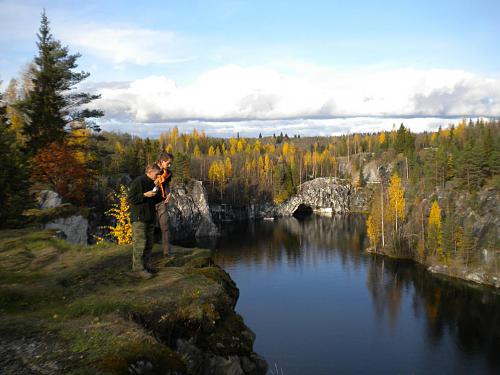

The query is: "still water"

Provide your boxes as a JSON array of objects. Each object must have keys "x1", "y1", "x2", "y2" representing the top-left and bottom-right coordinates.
[{"x1": 202, "y1": 215, "x2": 499, "y2": 375}]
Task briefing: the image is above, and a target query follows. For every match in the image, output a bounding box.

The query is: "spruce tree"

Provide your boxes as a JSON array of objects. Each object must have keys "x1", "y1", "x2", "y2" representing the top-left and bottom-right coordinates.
[
  {"x1": 20, "y1": 11, "x2": 103, "y2": 155},
  {"x1": 172, "y1": 152, "x2": 191, "y2": 184}
]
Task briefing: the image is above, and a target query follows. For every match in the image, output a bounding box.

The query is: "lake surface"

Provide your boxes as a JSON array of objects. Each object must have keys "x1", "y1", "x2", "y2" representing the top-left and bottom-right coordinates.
[{"x1": 200, "y1": 215, "x2": 500, "y2": 375}]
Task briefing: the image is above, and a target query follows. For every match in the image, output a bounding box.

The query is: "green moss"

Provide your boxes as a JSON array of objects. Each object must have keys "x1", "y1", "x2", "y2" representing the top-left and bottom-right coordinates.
[
  {"x1": 23, "y1": 203, "x2": 86, "y2": 224},
  {"x1": 0, "y1": 228, "x2": 244, "y2": 373}
]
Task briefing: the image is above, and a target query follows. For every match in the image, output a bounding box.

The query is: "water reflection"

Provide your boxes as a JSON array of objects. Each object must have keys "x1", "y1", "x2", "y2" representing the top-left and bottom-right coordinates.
[
  {"x1": 202, "y1": 216, "x2": 500, "y2": 374},
  {"x1": 367, "y1": 255, "x2": 500, "y2": 372},
  {"x1": 212, "y1": 215, "x2": 367, "y2": 271}
]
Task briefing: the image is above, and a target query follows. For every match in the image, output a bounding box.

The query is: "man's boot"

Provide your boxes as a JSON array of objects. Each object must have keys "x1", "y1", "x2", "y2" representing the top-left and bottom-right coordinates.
[{"x1": 134, "y1": 270, "x2": 153, "y2": 279}]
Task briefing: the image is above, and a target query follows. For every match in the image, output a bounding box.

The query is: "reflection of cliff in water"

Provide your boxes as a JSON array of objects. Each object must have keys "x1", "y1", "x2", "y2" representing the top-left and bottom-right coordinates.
[
  {"x1": 211, "y1": 215, "x2": 368, "y2": 270},
  {"x1": 366, "y1": 255, "x2": 500, "y2": 373}
]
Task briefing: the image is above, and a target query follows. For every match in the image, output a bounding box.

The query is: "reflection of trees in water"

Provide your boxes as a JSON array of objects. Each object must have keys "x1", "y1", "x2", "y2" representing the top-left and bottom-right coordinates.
[
  {"x1": 365, "y1": 256, "x2": 404, "y2": 328},
  {"x1": 213, "y1": 215, "x2": 368, "y2": 271},
  {"x1": 366, "y1": 254, "x2": 500, "y2": 373},
  {"x1": 212, "y1": 216, "x2": 500, "y2": 373}
]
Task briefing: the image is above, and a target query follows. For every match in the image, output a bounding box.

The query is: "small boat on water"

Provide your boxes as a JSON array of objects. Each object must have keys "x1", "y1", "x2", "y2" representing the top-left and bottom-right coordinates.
[{"x1": 263, "y1": 217, "x2": 275, "y2": 221}]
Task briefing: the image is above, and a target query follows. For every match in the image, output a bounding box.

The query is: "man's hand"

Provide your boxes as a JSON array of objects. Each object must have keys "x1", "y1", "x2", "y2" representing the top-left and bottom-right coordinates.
[
  {"x1": 144, "y1": 190, "x2": 157, "y2": 197},
  {"x1": 165, "y1": 192, "x2": 172, "y2": 203}
]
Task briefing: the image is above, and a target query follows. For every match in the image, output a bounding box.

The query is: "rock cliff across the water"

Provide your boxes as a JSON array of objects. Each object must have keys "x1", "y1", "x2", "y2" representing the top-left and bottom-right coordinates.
[
  {"x1": 0, "y1": 229, "x2": 267, "y2": 375},
  {"x1": 277, "y1": 177, "x2": 366, "y2": 216}
]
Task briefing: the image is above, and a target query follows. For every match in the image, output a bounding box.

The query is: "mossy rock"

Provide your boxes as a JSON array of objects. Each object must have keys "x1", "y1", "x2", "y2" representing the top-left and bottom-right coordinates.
[
  {"x1": 23, "y1": 204, "x2": 88, "y2": 224},
  {"x1": 0, "y1": 228, "x2": 257, "y2": 374}
]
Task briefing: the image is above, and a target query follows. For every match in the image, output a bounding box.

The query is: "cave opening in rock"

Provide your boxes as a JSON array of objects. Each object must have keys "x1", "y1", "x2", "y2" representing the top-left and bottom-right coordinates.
[{"x1": 292, "y1": 204, "x2": 313, "y2": 219}]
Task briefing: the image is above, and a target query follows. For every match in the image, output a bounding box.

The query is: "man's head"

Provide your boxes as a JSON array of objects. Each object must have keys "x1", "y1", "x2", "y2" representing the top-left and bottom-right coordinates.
[
  {"x1": 145, "y1": 164, "x2": 162, "y2": 180},
  {"x1": 157, "y1": 151, "x2": 174, "y2": 170}
]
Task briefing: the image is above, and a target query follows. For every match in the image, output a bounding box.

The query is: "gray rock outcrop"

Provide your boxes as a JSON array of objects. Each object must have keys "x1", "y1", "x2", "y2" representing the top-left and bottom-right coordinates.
[
  {"x1": 45, "y1": 215, "x2": 88, "y2": 244},
  {"x1": 167, "y1": 180, "x2": 219, "y2": 241},
  {"x1": 277, "y1": 177, "x2": 356, "y2": 216},
  {"x1": 36, "y1": 190, "x2": 89, "y2": 244},
  {"x1": 37, "y1": 190, "x2": 62, "y2": 209}
]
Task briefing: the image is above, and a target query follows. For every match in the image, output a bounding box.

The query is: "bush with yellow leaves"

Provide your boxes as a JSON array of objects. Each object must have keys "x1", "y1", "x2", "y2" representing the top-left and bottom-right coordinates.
[{"x1": 105, "y1": 185, "x2": 132, "y2": 245}]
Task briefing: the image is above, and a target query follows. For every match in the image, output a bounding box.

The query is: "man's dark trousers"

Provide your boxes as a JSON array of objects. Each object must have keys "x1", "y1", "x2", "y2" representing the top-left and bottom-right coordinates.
[{"x1": 132, "y1": 220, "x2": 155, "y2": 271}]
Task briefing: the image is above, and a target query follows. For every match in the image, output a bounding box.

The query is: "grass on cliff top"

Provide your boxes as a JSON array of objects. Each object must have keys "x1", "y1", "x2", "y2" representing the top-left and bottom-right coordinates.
[{"x1": 0, "y1": 228, "x2": 233, "y2": 375}]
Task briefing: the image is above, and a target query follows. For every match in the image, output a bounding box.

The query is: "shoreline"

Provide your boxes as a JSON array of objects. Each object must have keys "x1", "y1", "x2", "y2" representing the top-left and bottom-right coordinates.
[{"x1": 366, "y1": 247, "x2": 500, "y2": 289}]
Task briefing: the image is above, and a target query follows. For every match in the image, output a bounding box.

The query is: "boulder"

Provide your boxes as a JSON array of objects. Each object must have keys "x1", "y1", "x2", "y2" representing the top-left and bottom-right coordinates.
[
  {"x1": 34, "y1": 190, "x2": 88, "y2": 244},
  {"x1": 167, "y1": 180, "x2": 219, "y2": 241},
  {"x1": 37, "y1": 190, "x2": 62, "y2": 209},
  {"x1": 45, "y1": 214, "x2": 88, "y2": 244}
]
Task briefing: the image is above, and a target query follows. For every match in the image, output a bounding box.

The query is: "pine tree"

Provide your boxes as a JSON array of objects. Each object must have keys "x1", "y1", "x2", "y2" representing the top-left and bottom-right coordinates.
[{"x1": 20, "y1": 11, "x2": 103, "y2": 154}]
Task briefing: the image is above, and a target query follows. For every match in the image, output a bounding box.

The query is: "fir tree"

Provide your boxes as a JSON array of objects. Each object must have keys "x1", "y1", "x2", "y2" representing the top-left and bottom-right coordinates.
[{"x1": 20, "y1": 11, "x2": 103, "y2": 155}]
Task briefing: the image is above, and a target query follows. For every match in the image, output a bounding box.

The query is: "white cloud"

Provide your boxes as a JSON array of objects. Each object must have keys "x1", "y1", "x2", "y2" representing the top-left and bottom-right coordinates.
[
  {"x1": 90, "y1": 65, "x2": 500, "y2": 127},
  {"x1": 0, "y1": 1, "x2": 193, "y2": 66},
  {"x1": 64, "y1": 26, "x2": 193, "y2": 65}
]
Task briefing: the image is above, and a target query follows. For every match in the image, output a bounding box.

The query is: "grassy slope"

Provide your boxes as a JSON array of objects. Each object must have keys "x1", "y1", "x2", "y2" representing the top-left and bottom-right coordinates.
[{"x1": 0, "y1": 229, "x2": 245, "y2": 374}]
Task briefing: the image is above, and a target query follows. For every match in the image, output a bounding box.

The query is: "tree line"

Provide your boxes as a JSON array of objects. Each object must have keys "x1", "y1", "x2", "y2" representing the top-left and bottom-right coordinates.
[{"x1": 366, "y1": 119, "x2": 499, "y2": 273}]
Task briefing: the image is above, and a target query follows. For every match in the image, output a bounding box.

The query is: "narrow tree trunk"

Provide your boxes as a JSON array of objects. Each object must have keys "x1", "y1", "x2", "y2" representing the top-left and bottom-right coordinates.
[{"x1": 405, "y1": 156, "x2": 409, "y2": 180}]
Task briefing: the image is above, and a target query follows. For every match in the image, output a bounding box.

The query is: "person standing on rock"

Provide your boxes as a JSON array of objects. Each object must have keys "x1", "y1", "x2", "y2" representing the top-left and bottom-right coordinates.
[
  {"x1": 128, "y1": 164, "x2": 162, "y2": 279},
  {"x1": 155, "y1": 152, "x2": 174, "y2": 257}
]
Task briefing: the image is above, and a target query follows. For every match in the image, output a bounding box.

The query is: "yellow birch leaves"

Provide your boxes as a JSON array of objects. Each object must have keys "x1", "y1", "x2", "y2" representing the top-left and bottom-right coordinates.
[{"x1": 106, "y1": 185, "x2": 132, "y2": 245}]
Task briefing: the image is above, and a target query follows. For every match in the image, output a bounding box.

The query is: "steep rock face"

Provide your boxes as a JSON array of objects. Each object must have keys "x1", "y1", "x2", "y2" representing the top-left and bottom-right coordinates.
[
  {"x1": 427, "y1": 187, "x2": 500, "y2": 287},
  {"x1": 168, "y1": 180, "x2": 219, "y2": 241},
  {"x1": 277, "y1": 177, "x2": 360, "y2": 216}
]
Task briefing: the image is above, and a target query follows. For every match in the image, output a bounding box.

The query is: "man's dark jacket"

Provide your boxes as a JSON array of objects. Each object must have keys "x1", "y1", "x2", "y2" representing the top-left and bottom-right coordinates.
[{"x1": 128, "y1": 174, "x2": 161, "y2": 223}]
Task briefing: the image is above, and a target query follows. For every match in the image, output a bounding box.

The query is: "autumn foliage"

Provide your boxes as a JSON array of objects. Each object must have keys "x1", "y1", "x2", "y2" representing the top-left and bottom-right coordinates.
[
  {"x1": 427, "y1": 201, "x2": 442, "y2": 257},
  {"x1": 32, "y1": 141, "x2": 90, "y2": 204},
  {"x1": 105, "y1": 185, "x2": 132, "y2": 245}
]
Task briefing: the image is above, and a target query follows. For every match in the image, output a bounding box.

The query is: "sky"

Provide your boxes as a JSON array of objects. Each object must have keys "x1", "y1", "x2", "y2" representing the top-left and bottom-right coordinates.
[{"x1": 1, "y1": 0, "x2": 499, "y2": 137}]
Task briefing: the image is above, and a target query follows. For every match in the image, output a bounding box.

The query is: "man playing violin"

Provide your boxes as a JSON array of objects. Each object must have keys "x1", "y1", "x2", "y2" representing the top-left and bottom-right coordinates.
[{"x1": 155, "y1": 151, "x2": 174, "y2": 257}]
